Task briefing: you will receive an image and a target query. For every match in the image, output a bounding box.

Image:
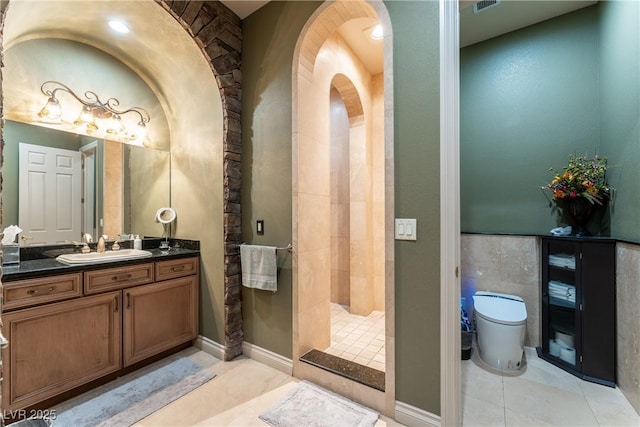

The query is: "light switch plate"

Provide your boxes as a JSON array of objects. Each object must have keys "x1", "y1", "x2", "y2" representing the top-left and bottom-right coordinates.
[{"x1": 395, "y1": 218, "x2": 417, "y2": 241}]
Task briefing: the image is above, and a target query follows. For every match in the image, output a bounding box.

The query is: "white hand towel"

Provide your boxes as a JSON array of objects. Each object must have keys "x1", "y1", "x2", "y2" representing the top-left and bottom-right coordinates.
[{"x1": 240, "y1": 245, "x2": 278, "y2": 292}]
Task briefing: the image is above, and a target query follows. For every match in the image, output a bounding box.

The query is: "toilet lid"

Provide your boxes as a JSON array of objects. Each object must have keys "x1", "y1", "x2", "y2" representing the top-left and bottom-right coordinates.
[{"x1": 473, "y1": 292, "x2": 527, "y2": 325}]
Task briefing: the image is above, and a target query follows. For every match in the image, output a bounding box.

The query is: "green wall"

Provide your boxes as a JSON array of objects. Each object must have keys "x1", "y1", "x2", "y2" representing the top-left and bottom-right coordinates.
[
  {"x1": 461, "y1": 6, "x2": 601, "y2": 235},
  {"x1": 599, "y1": 0, "x2": 640, "y2": 241},
  {"x1": 241, "y1": 0, "x2": 320, "y2": 360},
  {"x1": 386, "y1": 0, "x2": 441, "y2": 413},
  {"x1": 242, "y1": 0, "x2": 442, "y2": 415},
  {"x1": 461, "y1": 2, "x2": 640, "y2": 241}
]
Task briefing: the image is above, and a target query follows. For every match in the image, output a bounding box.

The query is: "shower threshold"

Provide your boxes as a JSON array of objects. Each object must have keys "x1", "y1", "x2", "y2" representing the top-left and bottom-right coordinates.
[{"x1": 299, "y1": 349, "x2": 385, "y2": 391}]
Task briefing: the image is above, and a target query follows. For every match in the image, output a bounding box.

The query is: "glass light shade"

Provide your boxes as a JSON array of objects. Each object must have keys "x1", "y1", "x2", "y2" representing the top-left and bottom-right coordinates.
[
  {"x1": 74, "y1": 105, "x2": 94, "y2": 126},
  {"x1": 136, "y1": 122, "x2": 148, "y2": 139},
  {"x1": 85, "y1": 120, "x2": 99, "y2": 134},
  {"x1": 106, "y1": 114, "x2": 126, "y2": 136},
  {"x1": 37, "y1": 97, "x2": 62, "y2": 124}
]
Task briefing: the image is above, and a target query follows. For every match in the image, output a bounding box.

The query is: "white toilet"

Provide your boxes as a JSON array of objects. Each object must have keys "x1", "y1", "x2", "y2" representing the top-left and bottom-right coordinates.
[{"x1": 473, "y1": 291, "x2": 527, "y2": 371}]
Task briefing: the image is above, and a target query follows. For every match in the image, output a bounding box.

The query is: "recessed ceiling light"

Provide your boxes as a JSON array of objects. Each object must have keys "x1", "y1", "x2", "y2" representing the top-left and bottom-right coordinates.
[
  {"x1": 108, "y1": 20, "x2": 130, "y2": 34},
  {"x1": 371, "y1": 24, "x2": 383, "y2": 40}
]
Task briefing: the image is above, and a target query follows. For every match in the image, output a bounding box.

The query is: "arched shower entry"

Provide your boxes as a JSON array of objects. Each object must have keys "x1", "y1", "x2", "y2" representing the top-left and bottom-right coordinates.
[{"x1": 291, "y1": 0, "x2": 395, "y2": 415}]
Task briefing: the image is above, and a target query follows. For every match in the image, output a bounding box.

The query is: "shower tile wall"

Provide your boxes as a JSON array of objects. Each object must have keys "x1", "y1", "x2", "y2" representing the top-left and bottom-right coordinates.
[
  {"x1": 461, "y1": 234, "x2": 540, "y2": 347},
  {"x1": 615, "y1": 242, "x2": 640, "y2": 414}
]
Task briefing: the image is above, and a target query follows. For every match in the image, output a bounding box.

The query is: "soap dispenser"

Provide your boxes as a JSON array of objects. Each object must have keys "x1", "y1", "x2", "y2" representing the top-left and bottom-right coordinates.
[{"x1": 134, "y1": 235, "x2": 142, "y2": 250}]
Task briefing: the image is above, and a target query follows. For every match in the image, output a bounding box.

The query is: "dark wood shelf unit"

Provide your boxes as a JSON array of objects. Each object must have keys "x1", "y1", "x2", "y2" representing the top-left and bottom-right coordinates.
[{"x1": 537, "y1": 236, "x2": 616, "y2": 387}]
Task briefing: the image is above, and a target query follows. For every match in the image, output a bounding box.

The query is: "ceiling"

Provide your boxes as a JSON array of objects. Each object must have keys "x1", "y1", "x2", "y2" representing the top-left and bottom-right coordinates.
[
  {"x1": 220, "y1": 0, "x2": 270, "y2": 19},
  {"x1": 221, "y1": 0, "x2": 598, "y2": 75},
  {"x1": 460, "y1": 1, "x2": 598, "y2": 48},
  {"x1": 2, "y1": 0, "x2": 600, "y2": 93}
]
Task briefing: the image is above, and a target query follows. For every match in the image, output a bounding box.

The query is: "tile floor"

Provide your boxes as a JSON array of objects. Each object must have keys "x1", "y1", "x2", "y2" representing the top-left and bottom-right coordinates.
[
  {"x1": 52, "y1": 343, "x2": 640, "y2": 426},
  {"x1": 324, "y1": 303, "x2": 386, "y2": 371},
  {"x1": 132, "y1": 347, "x2": 400, "y2": 426},
  {"x1": 462, "y1": 346, "x2": 640, "y2": 426}
]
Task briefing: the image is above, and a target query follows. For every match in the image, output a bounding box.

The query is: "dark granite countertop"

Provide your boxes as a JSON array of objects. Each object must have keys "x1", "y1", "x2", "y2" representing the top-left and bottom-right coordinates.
[
  {"x1": 300, "y1": 349, "x2": 385, "y2": 392},
  {"x1": 1, "y1": 240, "x2": 200, "y2": 282}
]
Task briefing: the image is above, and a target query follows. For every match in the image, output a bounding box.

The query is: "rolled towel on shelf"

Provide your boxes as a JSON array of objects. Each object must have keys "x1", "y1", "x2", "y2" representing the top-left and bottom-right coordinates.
[{"x1": 240, "y1": 244, "x2": 278, "y2": 292}]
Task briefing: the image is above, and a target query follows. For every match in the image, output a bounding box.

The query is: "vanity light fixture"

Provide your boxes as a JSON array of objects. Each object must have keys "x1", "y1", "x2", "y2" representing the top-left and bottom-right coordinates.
[{"x1": 37, "y1": 80, "x2": 150, "y2": 145}]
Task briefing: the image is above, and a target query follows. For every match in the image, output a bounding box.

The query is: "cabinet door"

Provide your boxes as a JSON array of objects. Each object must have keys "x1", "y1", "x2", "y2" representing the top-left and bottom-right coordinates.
[
  {"x1": 123, "y1": 276, "x2": 198, "y2": 366},
  {"x1": 581, "y1": 241, "x2": 616, "y2": 384},
  {"x1": 1, "y1": 291, "x2": 122, "y2": 411},
  {"x1": 542, "y1": 239, "x2": 581, "y2": 370}
]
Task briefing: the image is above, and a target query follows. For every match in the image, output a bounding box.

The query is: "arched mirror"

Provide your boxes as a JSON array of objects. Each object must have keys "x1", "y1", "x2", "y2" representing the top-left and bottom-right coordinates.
[{"x1": 1, "y1": 10, "x2": 172, "y2": 245}]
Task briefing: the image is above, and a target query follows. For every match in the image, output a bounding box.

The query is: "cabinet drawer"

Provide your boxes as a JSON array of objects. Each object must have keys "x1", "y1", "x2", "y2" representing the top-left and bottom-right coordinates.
[
  {"x1": 155, "y1": 257, "x2": 199, "y2": 281},
  {"x1": 3, "y1": 273, "x2": 82, "y2": 311},
  {"x1": 84, "y1": 263, "x2": 154, "y2": 294}
]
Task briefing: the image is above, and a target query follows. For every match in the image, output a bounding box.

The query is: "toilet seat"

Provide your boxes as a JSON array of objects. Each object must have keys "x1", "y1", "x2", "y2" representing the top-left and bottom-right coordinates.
[{"x1": 474, "y1": 291, "x2": 527, "y2": 326}]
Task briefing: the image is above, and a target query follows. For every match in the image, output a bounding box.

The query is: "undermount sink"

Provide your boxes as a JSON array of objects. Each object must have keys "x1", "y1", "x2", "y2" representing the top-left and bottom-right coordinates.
[{"x1": 56, "y1": 249, "x2": 153, "y2": 265}]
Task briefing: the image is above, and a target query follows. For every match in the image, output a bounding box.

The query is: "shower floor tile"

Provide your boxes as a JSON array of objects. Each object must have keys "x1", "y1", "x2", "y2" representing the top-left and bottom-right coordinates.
[{"x1": 326, "y1": 303, "x2": 386, "y2": 371}]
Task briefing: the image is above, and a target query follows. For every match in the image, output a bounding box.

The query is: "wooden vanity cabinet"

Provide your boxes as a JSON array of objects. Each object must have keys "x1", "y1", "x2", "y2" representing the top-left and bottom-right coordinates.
[
  {"x1": 1, "y1": 255, "x2": 199, "y2": 412},
  {"x1": 1, "y1": 291, "x2": 122, "y2": 411},
  {"x1": 123, "y1": 275, "x2": 199, "y2": 366}
]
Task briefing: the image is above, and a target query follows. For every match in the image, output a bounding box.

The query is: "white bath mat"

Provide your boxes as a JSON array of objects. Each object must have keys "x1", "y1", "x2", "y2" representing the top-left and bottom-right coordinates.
[{"x1": 259, "y1": 381, "x2": 379, "y2": 427}]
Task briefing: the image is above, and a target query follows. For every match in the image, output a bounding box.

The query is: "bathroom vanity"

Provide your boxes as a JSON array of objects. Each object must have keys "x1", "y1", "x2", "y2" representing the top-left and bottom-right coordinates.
[{"x1": 1, "y1": 247, "x2": 199, "y2": 412}]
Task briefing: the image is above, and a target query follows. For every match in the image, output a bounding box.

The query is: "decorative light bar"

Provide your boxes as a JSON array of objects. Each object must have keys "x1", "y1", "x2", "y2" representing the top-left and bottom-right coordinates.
[{"x1": 37, "y1": 80, "x2": 150, "y2": 145}]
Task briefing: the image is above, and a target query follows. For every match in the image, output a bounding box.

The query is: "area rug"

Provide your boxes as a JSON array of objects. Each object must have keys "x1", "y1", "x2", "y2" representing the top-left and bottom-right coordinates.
[
  {"x1": 259, "y1": 381, "x2": 379, "y2": 427},
  {"x1": 52, "y1": 357, "x2": 215, "y2": 427}
]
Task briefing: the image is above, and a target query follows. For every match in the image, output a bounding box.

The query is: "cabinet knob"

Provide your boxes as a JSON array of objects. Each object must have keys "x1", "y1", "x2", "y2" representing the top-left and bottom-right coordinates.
[{"x1": 26, "y1": 286, "x2": 56, "y2": 295}]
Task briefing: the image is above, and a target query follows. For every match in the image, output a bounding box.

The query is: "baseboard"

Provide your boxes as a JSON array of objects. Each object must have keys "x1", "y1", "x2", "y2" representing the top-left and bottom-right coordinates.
[
  {"x1": 194, "y1": 335, "x2": 225, "y2": 360},
  {"x1": 395, "y1": 400, "x2": 441, "y2": 427},
  {"x1": 242, "y1": 341, "x2": 293, "y2": 376}
]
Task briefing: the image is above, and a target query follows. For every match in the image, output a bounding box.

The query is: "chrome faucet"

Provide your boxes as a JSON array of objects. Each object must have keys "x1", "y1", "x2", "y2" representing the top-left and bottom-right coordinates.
[{"x1": 97, "y1": 236, "x2": 106, "y2": 253}]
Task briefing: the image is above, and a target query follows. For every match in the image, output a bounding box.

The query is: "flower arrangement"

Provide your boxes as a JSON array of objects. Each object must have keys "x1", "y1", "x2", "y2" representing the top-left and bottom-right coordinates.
[{"x1": 543, "y1": 154, "x2": 612, "y2": 205}]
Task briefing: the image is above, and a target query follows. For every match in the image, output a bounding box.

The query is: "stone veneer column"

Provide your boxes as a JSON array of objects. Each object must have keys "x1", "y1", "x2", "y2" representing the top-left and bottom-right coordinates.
[{"x1": 158, "y1": 0, "x2": 243, "y2": 361}]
